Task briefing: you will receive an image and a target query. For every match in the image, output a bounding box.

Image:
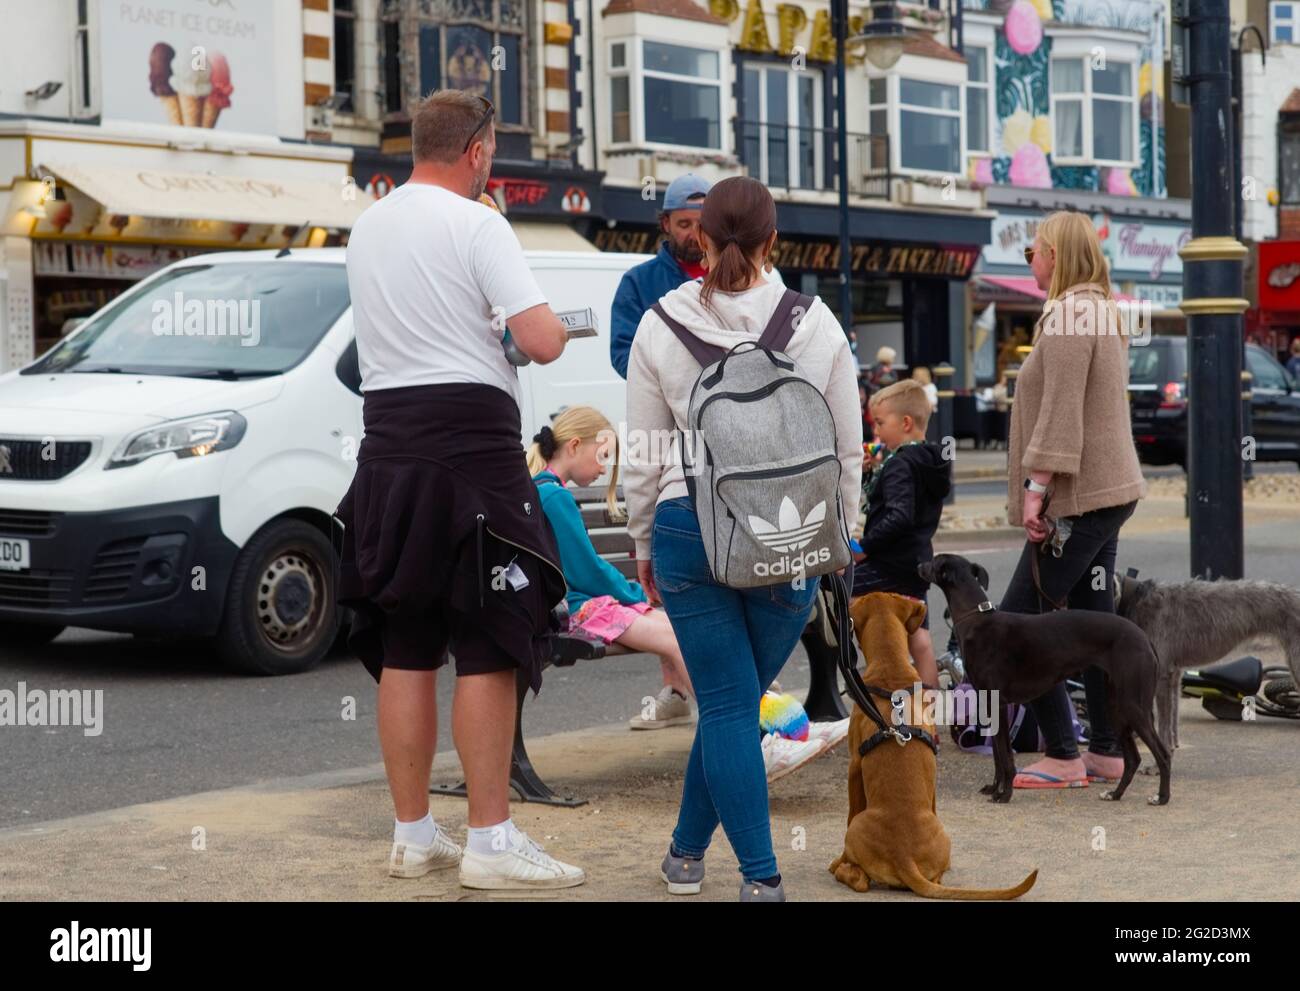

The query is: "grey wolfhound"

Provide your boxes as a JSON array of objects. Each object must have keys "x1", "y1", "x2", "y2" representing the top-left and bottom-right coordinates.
[{"x1": 1115, "y1": 573, "x2": 1300, "y2": 749}]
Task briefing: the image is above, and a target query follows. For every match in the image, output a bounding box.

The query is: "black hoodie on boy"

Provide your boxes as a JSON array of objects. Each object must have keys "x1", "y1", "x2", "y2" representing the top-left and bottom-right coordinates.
[{"x1": 855, "y1": 440, "x2": 952, "y2": 596}]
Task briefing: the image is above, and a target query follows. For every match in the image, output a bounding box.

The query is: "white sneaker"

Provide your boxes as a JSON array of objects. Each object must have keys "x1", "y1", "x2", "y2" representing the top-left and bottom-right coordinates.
[
  {"x1": 388, "y1": 829, "x2": 462, "y2": 878},
  {"x1": 459, "y1": 829, "x2": 586, "y2": 890},
  {"x1": 806, "y1": 718, "x2": 851, "y2": 751},
  {"x1": 762, "y1": 733, "x2": 827, "y2": 783},
  {"x1": 629, "y1": 685, "x2": 694, "y2": 730}
]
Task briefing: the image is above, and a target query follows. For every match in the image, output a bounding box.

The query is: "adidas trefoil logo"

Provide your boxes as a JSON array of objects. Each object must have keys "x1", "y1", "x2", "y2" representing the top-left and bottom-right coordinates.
[{"x1": 748, "y1": 496, "x2": 827, "y2": 552}]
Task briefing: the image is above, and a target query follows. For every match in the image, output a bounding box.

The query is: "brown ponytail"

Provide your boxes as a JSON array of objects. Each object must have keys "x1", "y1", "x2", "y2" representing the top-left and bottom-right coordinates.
[{"x1": 698, "y1": 176, "x2": 776, "y2": 313}]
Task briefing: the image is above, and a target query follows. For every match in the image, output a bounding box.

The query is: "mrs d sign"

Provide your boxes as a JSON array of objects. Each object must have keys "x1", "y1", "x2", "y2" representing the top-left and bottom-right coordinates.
[{"x1": 709, "y1": 0, "x2": 870, "y2": 63}]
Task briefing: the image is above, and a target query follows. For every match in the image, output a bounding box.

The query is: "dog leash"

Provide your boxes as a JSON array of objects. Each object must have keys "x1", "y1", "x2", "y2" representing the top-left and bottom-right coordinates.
[
  {"x1": 1029, "y1": 490, "x2": 1069, "y2": 612},
  {"x1": 823, "y1": 573, "x2": 940, "y2": 756}
]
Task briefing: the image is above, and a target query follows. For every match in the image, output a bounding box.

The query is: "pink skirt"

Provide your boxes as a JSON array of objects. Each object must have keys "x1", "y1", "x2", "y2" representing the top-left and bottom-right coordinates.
[{"x1": 570, "y1": 595, "x2": 652, "y2": 644}]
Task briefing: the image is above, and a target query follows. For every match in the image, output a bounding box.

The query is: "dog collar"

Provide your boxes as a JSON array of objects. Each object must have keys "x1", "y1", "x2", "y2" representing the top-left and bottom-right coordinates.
[{"x1": 952, "y1": 600, "x2": 995, "y2": 626}]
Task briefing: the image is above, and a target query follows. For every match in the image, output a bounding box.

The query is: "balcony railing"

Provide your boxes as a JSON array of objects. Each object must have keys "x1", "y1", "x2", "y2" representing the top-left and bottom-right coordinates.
[{"x1": 734, "y1": 119, "x2": 891, "y2": 200}]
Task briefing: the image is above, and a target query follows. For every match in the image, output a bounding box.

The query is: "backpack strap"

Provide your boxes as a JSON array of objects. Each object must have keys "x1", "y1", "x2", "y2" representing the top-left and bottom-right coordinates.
[
  {"x1": 651, "y1": 302, "x2": 726, "y2": 367},
  {"x1": 758, "y1": 288, "x2": 816, "y2": 355}
]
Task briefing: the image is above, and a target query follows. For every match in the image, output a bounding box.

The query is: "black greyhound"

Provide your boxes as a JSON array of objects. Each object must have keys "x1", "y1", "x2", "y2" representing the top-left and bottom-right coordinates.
[{"x1": 917, "y1": 554, "x2": 1171, "y2": 805}]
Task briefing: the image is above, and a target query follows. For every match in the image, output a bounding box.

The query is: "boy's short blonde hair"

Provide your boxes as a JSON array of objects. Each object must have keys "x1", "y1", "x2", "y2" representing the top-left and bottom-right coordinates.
[{"x1": 870, "y1": 378, "x2": 931, "y2": 429}]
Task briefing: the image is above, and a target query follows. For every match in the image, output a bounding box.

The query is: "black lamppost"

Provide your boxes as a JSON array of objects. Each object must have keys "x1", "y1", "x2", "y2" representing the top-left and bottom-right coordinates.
[
  {"x1": 1179, "y1": 0, "x2": 1248, "y2": 580},
  {"x1": 833, "y1": 1, "x2": 908, "y2": 343}
]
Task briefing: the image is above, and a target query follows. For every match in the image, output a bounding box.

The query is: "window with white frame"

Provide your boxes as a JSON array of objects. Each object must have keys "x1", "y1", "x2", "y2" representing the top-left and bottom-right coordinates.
[
  {"x1": 1271, "y1": 2, "x2": 1298, "y2": 43},
  {"x1": 739, "y1": 62, "x2": 824, "y2": 190},
  {"x1": 966, "y1": 45, "x2": 993, "y2": 154},
  {"x1": 898, "y1": 79, "x2": 962, "y2": 173},
  {"x1": 1050, "y1": 45, "x2": 1137, "y2": 166},
  {"x1": 607, "y1": 39, "x2": 723, "y2": 149}
]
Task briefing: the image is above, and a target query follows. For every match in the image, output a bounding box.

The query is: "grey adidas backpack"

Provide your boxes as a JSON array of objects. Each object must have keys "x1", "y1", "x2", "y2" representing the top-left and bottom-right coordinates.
[{"x1": 651, "y1": 287, "x2": 851, "y2": 589}]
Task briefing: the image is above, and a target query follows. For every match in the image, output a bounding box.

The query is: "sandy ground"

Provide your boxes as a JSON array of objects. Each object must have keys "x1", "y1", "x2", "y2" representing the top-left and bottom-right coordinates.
[{"x1": 2, "y1": 675, "x2": 1297, "y2": 902}]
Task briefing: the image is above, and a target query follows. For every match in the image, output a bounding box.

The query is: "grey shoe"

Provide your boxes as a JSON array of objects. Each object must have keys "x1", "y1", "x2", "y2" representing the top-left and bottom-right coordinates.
[
  {"x1": 740, "y1": 878, "x2": 786, "y2": 902},
  {"x1": 660, "y1": 848, "x2": 704, "y2": 895}
]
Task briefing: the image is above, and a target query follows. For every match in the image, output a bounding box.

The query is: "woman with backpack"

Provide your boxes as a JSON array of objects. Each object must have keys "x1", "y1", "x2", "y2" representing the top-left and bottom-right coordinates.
[{"x1": 624, "y1": 176, "x2": 863, "y2": 901}]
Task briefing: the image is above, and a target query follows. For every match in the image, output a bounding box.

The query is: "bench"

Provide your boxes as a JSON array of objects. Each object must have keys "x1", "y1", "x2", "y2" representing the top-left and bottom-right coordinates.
[{"x1": 431, "y1": 483, "x2": 849, "y2": 808}]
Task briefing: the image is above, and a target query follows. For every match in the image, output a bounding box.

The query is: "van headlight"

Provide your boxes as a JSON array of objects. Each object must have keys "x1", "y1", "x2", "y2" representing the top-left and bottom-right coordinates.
[{"x1": 107, "y1": 411, "x2": 247, "y2": 469}]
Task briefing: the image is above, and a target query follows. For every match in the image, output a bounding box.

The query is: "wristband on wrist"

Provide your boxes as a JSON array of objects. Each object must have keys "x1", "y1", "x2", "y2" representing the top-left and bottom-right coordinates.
[{"x1": 1024, "y1": 477, "x2": 1049, "y2": 494}]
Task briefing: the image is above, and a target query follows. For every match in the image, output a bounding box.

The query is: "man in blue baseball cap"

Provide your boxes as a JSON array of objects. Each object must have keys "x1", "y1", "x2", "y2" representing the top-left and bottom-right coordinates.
[{"x1": 609, "y1": 173, "x2": 712, "y2": 378}]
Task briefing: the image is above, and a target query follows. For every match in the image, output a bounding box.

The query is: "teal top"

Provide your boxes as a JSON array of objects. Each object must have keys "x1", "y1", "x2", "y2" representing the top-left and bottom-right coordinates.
[{"x1": 532, "y1": 469, "x2": 647, "y2": 614}]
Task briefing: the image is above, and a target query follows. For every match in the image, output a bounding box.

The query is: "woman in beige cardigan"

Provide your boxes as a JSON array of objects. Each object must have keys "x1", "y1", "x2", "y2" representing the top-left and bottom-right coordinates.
[{"x1": 1002, "y1": 211, "x2": 1147, "y2": 790}]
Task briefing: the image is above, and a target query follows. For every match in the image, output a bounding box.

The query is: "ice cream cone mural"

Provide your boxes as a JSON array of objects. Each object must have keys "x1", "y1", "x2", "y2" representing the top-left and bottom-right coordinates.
[
  {"x1": 150, "y1": 43, "x2": 182, "y2": 124},
  {"x1": 203, "y1": 53, "x2": 233, "y2": 128},
  {"x1": 171, "y1": 59, "x2": 212, "y2": 127}
]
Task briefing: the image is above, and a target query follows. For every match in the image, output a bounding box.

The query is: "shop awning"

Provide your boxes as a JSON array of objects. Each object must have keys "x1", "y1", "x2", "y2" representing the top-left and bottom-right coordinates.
[
  {"x1": 976, "y1": 275, "x2": 1046, "y2": 300},
  {"x1": 38, "y1": 161, "x2": 375, "y2": 229},
  {"x1": 975, "y1": 274, "x2": 1137, "y2": 304},
  {"x1": 511, "y1": 221, "x2": 598, "y2": 253}
]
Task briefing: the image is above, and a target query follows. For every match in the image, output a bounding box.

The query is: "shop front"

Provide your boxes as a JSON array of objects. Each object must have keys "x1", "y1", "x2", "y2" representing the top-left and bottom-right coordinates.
[
  {"x1": 1250, "y1": 239, "x2": 1300, "y2": 361},
  {"x1": 971, "y1": 210, "x2": 1190, "y2": 387},
  {"x1": 0, "y1": 121, "x2": 373, "y2": 370},
  {"x1": 351, "y1": 147, "x2": 607, "y2": 253},
  {"x1": 593, "y1": 188, "x2": 990, "y2": 375}
]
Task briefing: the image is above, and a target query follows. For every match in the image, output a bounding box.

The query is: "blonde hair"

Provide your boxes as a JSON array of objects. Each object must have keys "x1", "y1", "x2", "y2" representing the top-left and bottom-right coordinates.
[
  {"x1": 875, "y1": 346, "x2": 897, "y2": 365},
  {"x1": 869, "y1": 379, "x2": 931, "y2": 430},
  {"x1": 1036, "y1": 211, "x2": 1113, "y2": 302},
  {"x1": 911, "y1": 366, "x2": 932, "y2": 385},
  {"x1": 525, "y1": 405, "x2": 624, "y2": 521}
]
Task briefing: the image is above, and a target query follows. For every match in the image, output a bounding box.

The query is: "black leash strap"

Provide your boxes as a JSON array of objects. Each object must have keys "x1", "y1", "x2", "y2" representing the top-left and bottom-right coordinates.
[{"x1": 822, "y1": 574, "x2": 939, "y2": 755}]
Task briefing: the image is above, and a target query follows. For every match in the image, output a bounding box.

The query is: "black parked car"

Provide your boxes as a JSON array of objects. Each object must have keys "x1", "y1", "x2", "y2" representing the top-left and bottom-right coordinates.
[{"x1": 1128, "y1": 337, "x2": 1300, "y2": 468}]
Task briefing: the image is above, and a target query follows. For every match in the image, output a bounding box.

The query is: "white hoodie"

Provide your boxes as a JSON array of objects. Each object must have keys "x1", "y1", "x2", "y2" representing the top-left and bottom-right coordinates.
[{"x1": 624, "y1": 279, "x2": 864, "y2": 559}]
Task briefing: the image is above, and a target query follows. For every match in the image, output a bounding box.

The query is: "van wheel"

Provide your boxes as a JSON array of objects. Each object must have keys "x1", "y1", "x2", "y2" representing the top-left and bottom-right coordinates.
[
  {"x1": 216, "y1": 519, "x2": 338, "y2": 676},
  {"x1": 0, "y1": 621, "x2": 65, "y2": 647}
]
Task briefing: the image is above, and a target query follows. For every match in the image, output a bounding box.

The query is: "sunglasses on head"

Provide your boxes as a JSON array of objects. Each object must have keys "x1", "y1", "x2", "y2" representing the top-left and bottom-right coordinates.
[{"x1": 463, "y1": 97, "x2": 496, "y2": 154}]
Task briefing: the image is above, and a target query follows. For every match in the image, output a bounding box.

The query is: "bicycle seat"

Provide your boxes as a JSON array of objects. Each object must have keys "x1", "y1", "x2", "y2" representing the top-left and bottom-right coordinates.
[{"x1": 1184, "y1": 656, "x2": 1263, "y2": 696}]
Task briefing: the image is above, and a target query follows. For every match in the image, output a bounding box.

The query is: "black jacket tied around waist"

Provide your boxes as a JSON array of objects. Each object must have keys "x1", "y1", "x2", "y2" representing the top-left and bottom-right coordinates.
[{"x1": 334, "y1": 383, "x2": 567, "y2": 692}]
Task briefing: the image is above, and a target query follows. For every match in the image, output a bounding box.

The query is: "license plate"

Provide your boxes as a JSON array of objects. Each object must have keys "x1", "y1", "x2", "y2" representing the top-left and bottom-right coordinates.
[{"x1": 0, "y1": 537, "x2": 30, "y2": 571}]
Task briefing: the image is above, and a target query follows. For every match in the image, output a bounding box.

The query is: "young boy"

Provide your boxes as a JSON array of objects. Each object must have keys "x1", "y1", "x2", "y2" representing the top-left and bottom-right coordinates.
[{"x1": 851, "y1": 379, "x2": 952, "y2": 687}]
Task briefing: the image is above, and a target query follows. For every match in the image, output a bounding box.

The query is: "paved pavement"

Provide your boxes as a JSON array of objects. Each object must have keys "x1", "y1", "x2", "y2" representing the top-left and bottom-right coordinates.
[{"x1": 2, "y1": 475, "x2": 1298, "y2": 899}]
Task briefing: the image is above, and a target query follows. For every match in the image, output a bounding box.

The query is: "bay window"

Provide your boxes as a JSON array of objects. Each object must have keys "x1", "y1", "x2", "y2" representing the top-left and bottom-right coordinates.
[
  {"x1": 899, "y1": 79, "x2": 962, "y2": 173},
  {"x1": 606, "y1": 39, "x2": 723, "y2": 150}
]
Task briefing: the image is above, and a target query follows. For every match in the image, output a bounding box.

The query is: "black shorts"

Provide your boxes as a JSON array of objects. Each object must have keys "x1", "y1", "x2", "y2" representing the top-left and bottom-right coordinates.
[{"x1": 376, "y1": 533, "x2": 549, "y2": 676}]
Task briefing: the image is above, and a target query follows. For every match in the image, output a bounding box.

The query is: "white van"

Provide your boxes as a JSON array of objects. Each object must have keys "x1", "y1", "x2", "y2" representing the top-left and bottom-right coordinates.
[{"x1": 0, "y1": 246, "x2": 647, "y2": 674}]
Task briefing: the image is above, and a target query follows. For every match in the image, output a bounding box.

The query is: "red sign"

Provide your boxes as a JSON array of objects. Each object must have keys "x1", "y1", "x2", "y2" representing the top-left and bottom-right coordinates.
[
  {"x1": 485, "y1": 178, "x2": 550, "y2": 210},
  {"x1": 1257, "y1": 239, "x2": 1300, "y2": 316}
]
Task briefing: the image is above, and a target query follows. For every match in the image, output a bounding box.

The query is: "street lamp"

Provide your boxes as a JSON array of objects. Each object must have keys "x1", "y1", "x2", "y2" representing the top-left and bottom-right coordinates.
[
  {"x1": 832, "y1": 1, "x2": 918, "y2": 344},
  {"x1": 850, "y1": 1, "x2": 909, "y2": 70}
]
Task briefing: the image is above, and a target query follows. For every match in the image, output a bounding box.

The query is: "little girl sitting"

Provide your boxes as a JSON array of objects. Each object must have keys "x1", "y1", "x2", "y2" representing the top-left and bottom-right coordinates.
[{"x1": 527, "y1": 405, "x2": 694, "y2": 730}]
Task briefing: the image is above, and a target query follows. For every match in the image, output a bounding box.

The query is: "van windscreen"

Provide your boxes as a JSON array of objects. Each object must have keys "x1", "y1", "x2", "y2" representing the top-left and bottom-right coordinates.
[{"x1": 26, "y1": 263, "x2": 350, "y2": 378}]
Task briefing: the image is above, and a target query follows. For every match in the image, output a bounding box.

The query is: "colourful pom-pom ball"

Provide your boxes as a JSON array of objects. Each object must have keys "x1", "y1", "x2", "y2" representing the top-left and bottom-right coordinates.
[{"x1": 760, "y1": 691, "x2": 810, "y2": 741}]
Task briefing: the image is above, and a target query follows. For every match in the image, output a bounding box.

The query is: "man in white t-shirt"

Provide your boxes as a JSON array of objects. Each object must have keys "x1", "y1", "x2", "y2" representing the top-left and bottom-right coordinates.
[{"x1": 337, "y1": 89, "x2": 584, "y2": 891}]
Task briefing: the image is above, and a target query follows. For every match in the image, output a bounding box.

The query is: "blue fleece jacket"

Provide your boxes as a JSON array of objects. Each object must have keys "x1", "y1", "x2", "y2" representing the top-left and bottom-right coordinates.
[
  {"x1": 610, "y1": 241, "x2": 695, "y2": 379},
  {"x1": 533, "y1": 470, "x2": 647, "y2": 613}
]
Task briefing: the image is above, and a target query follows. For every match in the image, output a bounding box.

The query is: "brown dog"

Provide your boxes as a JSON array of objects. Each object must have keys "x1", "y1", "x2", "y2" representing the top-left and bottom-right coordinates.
[{"x1": 829, "y1": 591, "x2": 1038, "y2": 900}]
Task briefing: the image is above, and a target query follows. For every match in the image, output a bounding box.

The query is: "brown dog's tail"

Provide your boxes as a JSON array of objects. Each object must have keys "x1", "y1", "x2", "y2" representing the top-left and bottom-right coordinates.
[{"x1": 897, "y1": 863, "x2": 1038, "y2": 900}]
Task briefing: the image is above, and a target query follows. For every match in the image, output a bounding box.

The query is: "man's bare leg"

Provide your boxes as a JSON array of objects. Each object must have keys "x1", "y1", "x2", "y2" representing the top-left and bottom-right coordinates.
[
  {"x1": 378, "y1": 668, "x2": 438, "y2": 821},
  {"x1": 453, "y1": 669, "x2": 516, "y2": 827}
]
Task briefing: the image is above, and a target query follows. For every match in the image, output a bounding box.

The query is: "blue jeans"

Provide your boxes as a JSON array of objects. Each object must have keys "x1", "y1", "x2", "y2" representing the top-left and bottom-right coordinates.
[{"x1": 651, "y1": 496, "x2": 818, "y2": 882}]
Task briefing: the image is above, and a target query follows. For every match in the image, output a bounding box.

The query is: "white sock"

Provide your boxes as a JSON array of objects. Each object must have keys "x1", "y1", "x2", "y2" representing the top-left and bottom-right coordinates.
[
  {"x1": 393, "y1": 812, "x2": 437, "y2": 847},
  {"x1": 467, "y1": 818, "x2": 518, "y2": 856}
]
